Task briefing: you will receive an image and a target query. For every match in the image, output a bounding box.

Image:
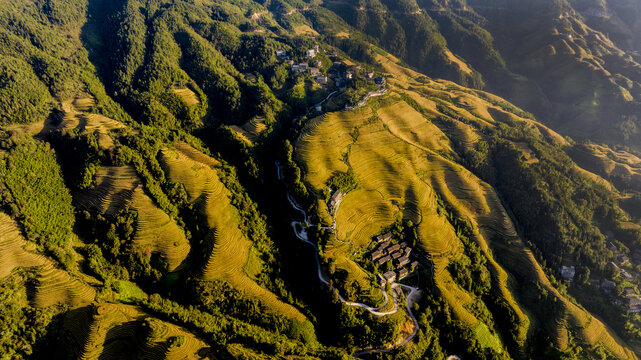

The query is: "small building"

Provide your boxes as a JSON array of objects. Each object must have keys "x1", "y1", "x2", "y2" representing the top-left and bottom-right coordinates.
[
  {"x1": 388, "y1": 243, "x2": 401, "y2": 253},
  {"x1": 314, "y1": 103, "x2": 322, "y2": 112},
  {"x1": 410, "y1": 261, "x2": 419, "y2": 270},
  {"x1": 374, "y1": 77, "x2": 386, "y2": 85},
  {"x1": 403, "y1": 247, "x2": 412, "y2": 257},
  {"x1": 397, "y1": 267, "x2": 409, "y2": 279},
  {"x1": 602, "y1": 279, "x2": 616, "y2": 290},
  {"x1": 292, "y1": 64, "x2": 300, "y2": 72},
  {"x1": 376, "y1": 241, "x2": 391, "y2": 253},
  {"x1": 306, "y1": 49, "x2": 317, "y2": 58},
  {"x1": 377, "y1": 255, "x2": 391, "y2": 266},
  {"x1": 560, "y1": 266, "x2": 575, "y2": 281},
  {"x1": 622, "y1": 269, "x2": 634, "y2": 281},
  {"x1": 620, "y1": 255, "x2": 630, "y2": 265},
  {"x1": 275, "y1": 49, "x2": 287, "y2": 58},
  {"x1": 396, "y1": 256, "x2": 410, "y2": 268},
  {"x1": 377, "y1": 274, "x2": 386, "y2": 288},
  {"x1": 345, "y1": 71, "x2": 353, "y2": 80},
  {"x1": 315, "y1": 76, "x2": 329, "y2": 85},
  {"x1": 286, "y1": 59, "x2": 295, "y2": 65},
  {"x1": 383, "y1": 270, "x2": 396, "y2": 283},
  {"x1": 390, "y1": 251, "x2": 402, "y2": 260},
  {"x1": 366, "y1": 72, "x2": 375, "y2": 79},
  {"x1": 299, "y1": 62, "x2": 309, "y2": 70},
  {"x1": 377, "y1": 233, "x2": 392, "y2": 243},
  {"x1": 328, "y1": 190, "x2": 343, "y2": 213},
  {"x1": 624, "y1": 288, "x2": 636, "y2": 297},
  {"x1": 627, "y1": 295, "x2": 641, "y2": 313},
  {"x1": 398, "y1": 241, "x2": 408, "y2": 248},
  {"x1": 309, "y1": 67, "x2": 321, "y2": 76}
]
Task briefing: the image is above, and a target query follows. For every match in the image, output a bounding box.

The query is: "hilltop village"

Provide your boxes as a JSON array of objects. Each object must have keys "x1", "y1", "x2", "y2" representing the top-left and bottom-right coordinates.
[{"x1": 327, "y1": 189, "x2": 421, "y2": 291}]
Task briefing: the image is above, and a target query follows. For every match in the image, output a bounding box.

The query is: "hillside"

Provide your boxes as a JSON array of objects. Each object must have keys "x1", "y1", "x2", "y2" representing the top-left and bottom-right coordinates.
[{"x1": 1, "y1": 0, "x2": 641, "y2": 359}]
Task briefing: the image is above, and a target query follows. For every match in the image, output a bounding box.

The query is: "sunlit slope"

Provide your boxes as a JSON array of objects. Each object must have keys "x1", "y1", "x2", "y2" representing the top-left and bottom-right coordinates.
[
  {"x1": 64, "y1": 303, "x2": 211, "y2": 360},
  {"x1": 159, "y1": 143, "x2": 305, "y2": 321},
  {"x1": 296, "y1": 55, "x2": 637, "y2": 356},
  {"x1": 11, "y1": 95, "x2": 125, "y2": 150},
  {"x1": 0, "y1": 213, "x2": 95, "y2": 307},
  {"x1": 75, "y1": 166, "x2": 190, "y2": 272}
]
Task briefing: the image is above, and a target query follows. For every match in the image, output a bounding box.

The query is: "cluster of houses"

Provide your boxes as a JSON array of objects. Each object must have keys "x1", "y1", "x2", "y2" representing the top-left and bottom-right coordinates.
[
  {"x1": 582, "y1": 242, "x2": 641, "y2": 313},
  {"x1": 276, "y1": 44, "x2": 384, "y2": 89},
  {"x1": 275, "y1": 45, "x2": 328, "y2": 85},
  {"x1": 370, "y1": 232, "x2": 419, "y2": 285}
]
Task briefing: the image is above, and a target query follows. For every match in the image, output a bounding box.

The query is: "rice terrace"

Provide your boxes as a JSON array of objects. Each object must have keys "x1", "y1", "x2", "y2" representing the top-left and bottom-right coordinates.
[{"x1": 3, "y1": 0, "x2": 641, "y2": 359}]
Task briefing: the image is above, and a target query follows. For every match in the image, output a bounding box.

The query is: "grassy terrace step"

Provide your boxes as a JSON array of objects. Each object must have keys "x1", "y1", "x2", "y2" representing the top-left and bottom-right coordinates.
[
  {"x1": 0, "y1": 213, "x2": 48, "y2": 278},
  {"x1": 0, "y1": 212, "x2": 96, "y2": 308},
  {"x1": 64, "y1": 303, "x2": 211, "y2": 359},
  {"x1": 159, "y1": 143, "x2": 306, "y2": 321},
  {"x1": 75, "y1": 166, "x2": 190, "y2": 272}
]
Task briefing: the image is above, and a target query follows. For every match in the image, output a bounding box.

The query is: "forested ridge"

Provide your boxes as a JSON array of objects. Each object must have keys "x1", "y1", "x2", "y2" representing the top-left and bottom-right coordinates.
[{"x1": 2, "y1": 0, "x2": 641, "y2": 359}]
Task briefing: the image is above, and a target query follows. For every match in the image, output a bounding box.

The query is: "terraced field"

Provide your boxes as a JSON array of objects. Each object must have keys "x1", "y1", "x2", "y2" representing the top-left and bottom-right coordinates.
[
  {"x1": 0, "y1": 213, "x2": 48, "y2": 278},
  {"x1": 230, "y1": 116, "x2": 268, "y2": 144},
  {"x1": 296, "y1": 56, "x2": 637, "y2": 355},
  {"x1": 12, "y1": 96, "x2": 125, "y2": 150},
  {"x1": 0, "y1": 213, "x2": 96, "y2": 307},
  {"x1": 75, "y1": 166, "x2": 190, "y2": 272},
  {"x1": 173, "y1": 87, "x2": 200, "y2": 105},
  {"x1": 64, "y1": 303, "x2": 211, "y2": 359},
  {"x1": 159, "y1": 143, "x2": 306, "y2": 321}
]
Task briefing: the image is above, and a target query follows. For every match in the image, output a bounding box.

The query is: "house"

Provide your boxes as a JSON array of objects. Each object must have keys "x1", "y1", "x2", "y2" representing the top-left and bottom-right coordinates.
[
  {"x1": 403, "y1": 248, "x2": 412, "y2": 257},
  {"x1": 345, "y1": 71, "x2": 353, "y2": 79},
  {"x1": 366, "y1": 72, "x2": 374, "y2": 79},
  {"x1": 292, "y1": 64, "x2": 300, "y2": 72},
  {"x1": 626, "y1": 295, "x2": 641, "y2": 313},
  {"x1": 388, "y1": 244, "x2": 401, "y2": 253},
  {"x1": 609, "y1": 261, "x2": 621, "y2": 272},
  {"x1": 328, "y1": 190, "x2": 343, "y2": 213},
  {"x1": 315, "y1": 75, "x2": 329, "y2": 85},
  {"x1": 560, "y1": 266, "x2": 575, "y2": 281},
  {"x1": 397, "y1": 267, "x2": 409, "y2": 279},
  {"x1": 314, "y1": 103, "x2": 322, "y2": 112},
  {"x1": 620, "y1": 255, "x2": 630, "y2": 265},
  {"x1": 309, "y1": 67, "x2": 321, "y2": 76},
  {"x1": 383, "y1": 270, "x2": 396, "y2": 283},
  {"x1": 390, "y1": 251, "x2": 402, "y2": 260},
  {"x1": 275, "y1": 49, "x2": 287, "y2": 58},
  {"x1": 376, "y1": 241, "x2": 391, "y2": 253},
  {"x1": 602, "y1": 279, "x2": 616, "y2": 290},
  {"x1": 396, "y1": 256, "x2": 410, "y2": 268},
  {"x1": 377, "y1": 233, "x2": 392, "y2": 243},
  {"x1": 398, "y1": 241, "x2": 407, "y2": 248},
  {"x1": 377, "y1": 255, "x2": 391, "y2": 266},
  {"x1": 410, "y1": 261, "x2": 419, "y2": 270},
  {"x1": 306, "y1": 48, "x2": 317, "y2": 58}
]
